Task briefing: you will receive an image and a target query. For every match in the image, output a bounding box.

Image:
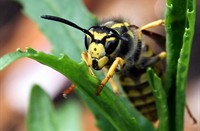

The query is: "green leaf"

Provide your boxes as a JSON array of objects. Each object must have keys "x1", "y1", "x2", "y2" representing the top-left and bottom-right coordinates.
[
  {"x1": 27, "y1": 85, "x2": 59, "y2": 131},
  {"x1": 165, "y1": 0, "x2": 188, "y2": 92},
  {"x1": 27, "y1": 48, "x2": 151, "y2": 131},
  {"x1": 1, "y1": 48, "x2": 154, "y2": 130},
  {"x1": 56, "y1": 100, "x2": 83, "y2": 131},
  {"x1": 0, "y1": 48, "x2": 28, "y2": 70},
  {"x1": 165, "y1": 2, "x2": 188, "y2": 127},
  {"x1": 147, "y1": 68, "x2": 169, "y2": 131},
  {"x1": 165, "y1": 0, "x2": 196, "y2": 130},
  {"x1": 175, "y1": 1, "x2": 196, "y2": 130}
]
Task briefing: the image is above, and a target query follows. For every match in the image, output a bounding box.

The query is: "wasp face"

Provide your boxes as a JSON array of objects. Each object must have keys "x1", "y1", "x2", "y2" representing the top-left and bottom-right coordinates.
[{"x1": 84, "y1": 26, "x2": 120, "y2": 70}]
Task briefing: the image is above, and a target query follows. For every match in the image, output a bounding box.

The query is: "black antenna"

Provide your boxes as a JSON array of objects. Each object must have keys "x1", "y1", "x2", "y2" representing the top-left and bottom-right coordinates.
[
  {"x1": 41, "y1": 15, "x2": 94, "y2": 39},
  {"x1": 41, "y1": 15, "x2": 128, "y2": 42}
]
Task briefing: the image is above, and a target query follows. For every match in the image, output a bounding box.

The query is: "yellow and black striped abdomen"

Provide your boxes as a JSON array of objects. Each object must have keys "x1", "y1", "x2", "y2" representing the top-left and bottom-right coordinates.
[{"x1": 118, "y1": 64, "x2": 161, "y2": 122}]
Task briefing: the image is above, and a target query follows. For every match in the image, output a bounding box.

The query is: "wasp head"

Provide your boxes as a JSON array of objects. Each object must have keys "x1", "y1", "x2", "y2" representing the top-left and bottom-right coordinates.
[
  {"x1": 40, "y1": 15, "x2": 128, "y2": 70},
  {"x1": 85, "y1": 26, "x2": 123, "y2": 70}
]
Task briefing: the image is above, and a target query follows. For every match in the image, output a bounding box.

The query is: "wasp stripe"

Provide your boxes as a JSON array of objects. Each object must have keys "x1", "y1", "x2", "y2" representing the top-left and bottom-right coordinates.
[
  {"x1": 119, "y1": 75, "x2": 158, "y2": 121},
  {"x1": 134, "y1": 100, "x2": 157, "y2": 121}
]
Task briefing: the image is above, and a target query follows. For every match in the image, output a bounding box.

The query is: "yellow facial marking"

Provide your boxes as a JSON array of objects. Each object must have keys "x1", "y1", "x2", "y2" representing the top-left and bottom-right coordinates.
[
  {"x1": 92, "y1": 32, "x2": 107, "y2": 40},
  {"x1": 97, "y1": 56, "x2": 109, "y2": 69},
  {"x1": 88, "y1": 43, "x2": 105, "y2": 59}
]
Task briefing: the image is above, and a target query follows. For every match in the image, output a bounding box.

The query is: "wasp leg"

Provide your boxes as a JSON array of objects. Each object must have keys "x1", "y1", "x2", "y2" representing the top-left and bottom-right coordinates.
[
  {"x1": 81, "y1": 51, "x2": 95, "y2": 76},
  {"x1": 63, "y1": 84, "x2": 76, "y2": 98},
  {"x1": 102, "y1": 68, "x2": 120, "y2": 95},
  {"x1": 96, "y1": 57, "x2": 125, "y2": 96},
  {"x1": 109, "y1": 77, "x2": 120, "y2": 95},
  {"x1": 139, "y1": 51, "x2": 166, "y2": 68},
  {"x1": 138, "y1": 19, "x2": 165, "y2": 40},
  {"x1": 186, "y1": 104, "x2": 197, "y2": 124}
]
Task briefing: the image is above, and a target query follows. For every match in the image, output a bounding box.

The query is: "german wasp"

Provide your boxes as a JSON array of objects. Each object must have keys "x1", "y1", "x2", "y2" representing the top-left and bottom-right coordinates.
[{"x1": 41, "y1": 15, "x2": 166, "y2": 122}]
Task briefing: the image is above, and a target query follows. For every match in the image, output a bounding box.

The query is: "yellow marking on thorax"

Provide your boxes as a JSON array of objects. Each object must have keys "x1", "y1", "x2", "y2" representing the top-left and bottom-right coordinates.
[
  {"x1": 106, "y1": 37, "x2": 115, "y2": 42},
  {"x1": 127, "y1": 30, "x2": 134, "y2": 38},
  {"x1": 111, "y1": 23, "x2": 124, "y2": 29},
  {"x1": 111, "y1": 22, "x2": 130, "y2": 29},
  {"x1": 123, "y1": 22, "x2": 130, "y2": 26}
]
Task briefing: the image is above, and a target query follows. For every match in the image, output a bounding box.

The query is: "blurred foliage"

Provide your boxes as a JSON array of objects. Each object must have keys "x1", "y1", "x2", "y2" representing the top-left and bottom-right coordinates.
[{"x1": 27, "y1": 85, "x2": 82, "y2": 131}]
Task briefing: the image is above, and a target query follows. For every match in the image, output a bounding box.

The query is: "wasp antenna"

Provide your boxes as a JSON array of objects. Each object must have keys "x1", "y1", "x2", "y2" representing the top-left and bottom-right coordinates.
[{"x1": 41, "y1": 15, "x2": 94, "y2": 39}]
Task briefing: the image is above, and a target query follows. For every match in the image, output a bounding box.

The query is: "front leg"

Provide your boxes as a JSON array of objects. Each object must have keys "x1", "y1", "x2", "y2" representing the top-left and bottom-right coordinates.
[
  {"x1": 102, "y1": 68, "x2": 120, "y2": 95},
  {"x1": 81, "y1": 51, "x2": 95, "y2": 76},
  {"x1": 96, "y1": 57, "x2": 125, "y2": 96}
]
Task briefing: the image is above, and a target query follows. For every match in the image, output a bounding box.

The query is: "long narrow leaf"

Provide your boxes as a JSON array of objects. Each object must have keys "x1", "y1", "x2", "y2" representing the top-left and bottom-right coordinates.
[
  {"x1": 27, "y1": 85, "x2": 59, "y2": 131},
  {"x1": 165, "y1": 0, "x2": 196, "y2": 130},
  {"x1": 0, "y1": 49, "x2": 28, "y2": 70},
  {"x1": 56, "y1": 100, "x2": 83, "y2": 131},
  {"x1": 165, "y1": 2, "x2": 187, "y2": 128},
  {"x1": 147, "y1": 68, "x2": 169, "y2": 131},
  {"x1": 175, "y1": 0, "x2": 196, "y2": 130},
  {"x1": 0, "y1": 48, "x2": 154, "y2": 130}
]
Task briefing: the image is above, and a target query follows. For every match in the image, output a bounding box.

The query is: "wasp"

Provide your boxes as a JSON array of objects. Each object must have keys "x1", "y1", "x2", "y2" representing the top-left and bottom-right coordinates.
[{"x1": 41, "y1": 15, "x2": 166, "y2": 122}]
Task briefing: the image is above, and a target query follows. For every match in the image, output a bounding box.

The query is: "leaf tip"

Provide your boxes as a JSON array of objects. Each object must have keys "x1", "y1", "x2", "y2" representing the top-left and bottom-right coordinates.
[
  {"x1": 31, "y1": 84, "x2": 42, "y2": 93},
  {"x1": 16, "y1": 48, "x2": 22, "y2": 52},
  {"x1": 58, "y1": 53, "x2": 66, "y2": 60}
]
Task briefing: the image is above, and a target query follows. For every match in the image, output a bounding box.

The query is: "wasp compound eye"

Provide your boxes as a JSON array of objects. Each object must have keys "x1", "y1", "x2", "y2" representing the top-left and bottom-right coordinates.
[
  {"x1": 104, "y1": 39, "x2": 119, "y2": 55},
  {"x1": 85, "y1": 35, "x2": 92, "y2": 50}
]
